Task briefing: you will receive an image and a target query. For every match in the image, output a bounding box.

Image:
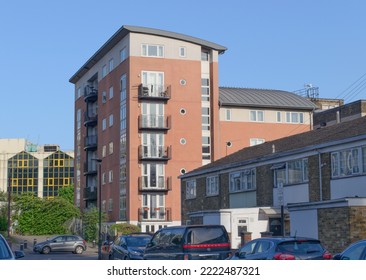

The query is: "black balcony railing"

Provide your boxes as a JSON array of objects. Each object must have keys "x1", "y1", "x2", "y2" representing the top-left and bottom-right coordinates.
[
  {"x1": 83, "y1": 187, "x2": 97, "y2": 201},
  {"x1": 84, "y1": 86, "x2": 98, "y2": 102},
  {"x1": 84, "y1": 135, "x2": 98, "y2": 150},
  {"x1": 138, "y1": 207, "x2": 172, "y2": 222},
  {"x1": 138, "y1": 176, "x2": 172, "y2": 192},
  {"x1": 83, "y1": 162, "x2": 97, "y2": 175},
  {"x1": 138, "y1": 145, "x2": 171, "y2": 161},
  {"x1": 84, "y1": 111, "x2": 98, "y2": 127},
  {"x1": 138, "y1": 84, "x2": 171, "y2": 101},
  {"x1": 138, "y1": 115, "x2": 171, "y2": 131}
]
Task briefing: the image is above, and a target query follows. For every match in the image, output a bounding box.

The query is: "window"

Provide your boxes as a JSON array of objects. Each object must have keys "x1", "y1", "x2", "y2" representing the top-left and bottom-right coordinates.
[
  {"x1": 286, "y1": 112, "x2": 304, "y2": 124},
  {"x1": 201, "y1": 78, "x2": 210, "y2": 101},
  {"x1": 102, "y1": 91, "x2": 107, "y2": 103},
  {"x1": 201, "y1": 50, "x2": 209, "y2": 61},
  {"x1": 102, "y1": 172, "x2": 106, "y2": 185},
  {"x1": 186, "y1": 180, "x2": 196, "y2": 199},
  {"x1": 109, "y1": 86, "x2": 114, "y2": 99},
  {"x1": 142, "y1": 44, "x2": 164, "y2": 57},
  {"x1": 250, "y1": 138, "x2": 265, "y2": 146},
  {"x1": 109, "y1": 114, "x2": 114, "y2": 127},
  {"x1": 250, "y1": 110, "x2": 264, "y2": 122},
  {"x1": 202, "y1": 106, "x2": 210, "y2": 131},
  {"x1": 102, "y1": 145, "x2": 106, "y2": 158},
  {"x1": 102, "y1": 118, "x2": 107, "y2": 130},
  {"x1": 226, "y1": 109, "x2": 231, "y2": 121},
  {"x1": 229, "y1": 169, "x2": 256, "y2": 193},
  {"x1": 363, "y1": 147, "x2": 366, "y2": 173},
  {"x1": 109, "y1": 142, "x2": 114, "y2": 155},
  {"x1": 76, "y1": 87, "x2": 81, "y2": 99},
  {"x1": 108, "y1": 198, "x2": 113, "y2": 212},
  {"x1": 102, "y1": 65, "x2": 107, "y2": 78},
  {"x1": 179, "y1": 47, "x2": 186, "y2": 57},
  {"x1": 202, "y1": 136, "x2": 211, "y2": 160},
  {"x1": 332, "y1": 147, "x2": 363, "y2": 178},
  {"x1": 277, "y1": 112, "x2": 282, "y2": 122},
  {"x1": 120, "y1": 47, "x2": 127, "y2": 62},
  {"x1": 109, "y1": 58, "x2": 114, "y2": 72},
  {"x1": 109, "y1": 170, "x2": 113, "y2": 183},
  {"x1": 273, "y1": 159, "x2": 308, "y2": 186},
  {"x1": 206, "y1": 176, "x2": 219, "y2": 196}
]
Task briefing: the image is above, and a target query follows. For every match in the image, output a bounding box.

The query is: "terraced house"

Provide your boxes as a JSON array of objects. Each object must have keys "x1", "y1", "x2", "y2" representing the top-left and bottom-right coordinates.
[
  {"x1": 69, "y1": 25, "x2": 317, "y2": 232},
  {"x1": 180, "y1": 115, "x2": 366, "y2": 253}
]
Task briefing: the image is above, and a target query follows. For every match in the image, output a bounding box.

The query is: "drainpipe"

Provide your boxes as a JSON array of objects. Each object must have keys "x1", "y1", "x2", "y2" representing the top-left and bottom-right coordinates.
[{"x1": 317, "y1": 150, "x2": 323, "y2": 201}]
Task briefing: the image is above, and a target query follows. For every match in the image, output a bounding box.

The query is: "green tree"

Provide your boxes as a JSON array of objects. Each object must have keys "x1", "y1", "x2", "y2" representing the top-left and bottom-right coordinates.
[
  {"x1": 58, "y1": 185, "x2": 74, "y2": 205},
  {"x1": 82, "y1": 207, "x2": 104, "y2": 242}
]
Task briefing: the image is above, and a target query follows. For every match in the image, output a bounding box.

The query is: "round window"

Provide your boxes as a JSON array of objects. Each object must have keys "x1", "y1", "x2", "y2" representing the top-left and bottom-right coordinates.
[
  {"x1": 180, "y1": 138, "x2": 187, "y2": 145},
  {"x1": 180, "y1": 168, "x2": 186, "y2": 175},
  {"x1": 180, "y1": 108, "x2": 186, "y2": 115},
  {"x1": 180, "y1": 79, "x2": 187, "y2": 86}
]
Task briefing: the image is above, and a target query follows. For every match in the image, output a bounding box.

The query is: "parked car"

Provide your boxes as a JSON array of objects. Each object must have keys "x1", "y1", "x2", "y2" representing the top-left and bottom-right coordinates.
[
  {"x1": 228, "y1": 236, "x2": 332, "y2": 260},
  {"x1": 33, "y1": 234, "x2": 87, "y2": 254},
  {"x1": 143, "y1": 225, "x2": 231, "y2": 260},
  {"x1": 109, "y1": 233, "x2": 152, "y2": 260},
  {"x1": 0, "y1": 234, "x2": 24, "y2": 260},
  {"x1": 333, "y1": 239, "x2": 366, "y2": 260}
]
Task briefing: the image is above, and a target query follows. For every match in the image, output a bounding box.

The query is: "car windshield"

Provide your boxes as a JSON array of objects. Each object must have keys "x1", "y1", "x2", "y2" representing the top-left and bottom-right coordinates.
[
  {"x1": 277, "y1": 240, "x2": 323, "y2": 254},
  {"x1": 126, "y1": 236, "x2": 151, "y2": 247},
  {"x1": 186, "y1": 227, "x2": 227, "y2": 245},
  {"x1": 0, "y1": 239, "x2": 12, "y2": 259}
]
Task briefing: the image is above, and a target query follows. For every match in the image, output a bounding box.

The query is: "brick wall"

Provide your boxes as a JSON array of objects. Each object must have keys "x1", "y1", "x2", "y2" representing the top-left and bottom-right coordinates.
[
  {"x1": 308, "y1": 154, "x2": 331, "y2": 202},
  {"x1": 318, "y1": 206, "x2": 366, "y2": 254},
  {"x1": 256, "y1": 165, "x2": 273, "y2": 206}
]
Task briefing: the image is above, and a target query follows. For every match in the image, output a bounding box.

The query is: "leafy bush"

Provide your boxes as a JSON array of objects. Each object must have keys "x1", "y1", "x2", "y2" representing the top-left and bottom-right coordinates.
[
  {"x1": 110, "y1": 223, "x2": 141, "y2": 235},
  {"x1": 0, "y1": 216, "x2": 7, "y2": 231}
]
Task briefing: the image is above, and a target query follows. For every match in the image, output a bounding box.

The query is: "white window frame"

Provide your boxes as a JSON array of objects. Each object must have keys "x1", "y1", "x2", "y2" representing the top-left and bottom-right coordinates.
[
  {"x1": 120, "y1": 47, "x2": 127, "y2": 62},
  {"x1": 109, "y1": 114, "x2": 114, "y2": 127},
  {"x1": 109, "y1": 142, "x2": 114, "y2": 155},
  {"x1": 331, "y1": 147, "x2": 363, "y2": 178},
  {"x1": 109, "y1": 58, "x2": 114, "y2": 72},
  {"x1": 109, "y1": 170, "x2": 113, "y2": 183},
  {"x1": 186, "y1": 180, "x2": 196, "y2": 199},
  {"x1": 286, "y1": 112, "x2": 304, "y2": 124},
  {"x1": 102, "y1": 118, "x2": 107, "y2": 131},
  {"x1": 179, "y1": 47, "x2": 186, "y2": 57},
  {"x1": 206, "y1": 176, "x2": 219, "y2": 196},
  {"x1": 229, "y1": 169, "x2": 256, "y2": 193},
  {"x1": 273, "y1": 159, "x2": 308, "y2": 186},
  {"x1": 141, "y1": 44, "x2": 164, "y2": 58},
  {"x1": 250, "y1": 110, "x2": 264, "y2": 122},
  {"x1": 226, "y1": 109, "x2": 231, "y2": 121},
  {"x1": 102, "y1": 64, "x2": 107, "y2": 78},
  {"x1": 250, "y1": 138, "x2": 265, "y2": 146},
  {"x1": 109, "y1": 86, "x2": 114, "y2": 99}
]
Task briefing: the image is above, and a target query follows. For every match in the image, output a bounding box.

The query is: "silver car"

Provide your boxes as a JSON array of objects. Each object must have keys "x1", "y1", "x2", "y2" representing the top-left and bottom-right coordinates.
[{"x1": 33, "y1": 234, "x2": 87, "y2": 254}]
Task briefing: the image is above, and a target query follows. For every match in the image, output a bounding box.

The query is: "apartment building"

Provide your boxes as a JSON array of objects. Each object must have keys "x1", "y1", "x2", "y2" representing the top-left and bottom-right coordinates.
[
  {"x1": 69, "y1": 25, "x2": 316, "y2": 231},
  {"x1": 0, "y1": 139, "x2": 74, "y2": 198}
]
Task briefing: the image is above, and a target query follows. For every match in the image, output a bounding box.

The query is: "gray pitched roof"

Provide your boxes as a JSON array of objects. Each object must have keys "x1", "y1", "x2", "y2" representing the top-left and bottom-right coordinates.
[
  {"x1": 181, "y1": 116, "x2": 366, "y2": 178},
  {"x1": 219, "y1": 87, "x2": 317, "y2": 110},
  {"x1": 69, "y1": 25, "x2": 227, "y2": 84}
]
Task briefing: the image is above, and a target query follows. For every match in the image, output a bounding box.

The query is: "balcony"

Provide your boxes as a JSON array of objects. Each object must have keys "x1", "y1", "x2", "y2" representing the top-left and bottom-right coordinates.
[
  {"x1": 138, "y1": 145, "x2": 171, "y2": 161},
  {"x1": 84, "y1": 135, "x2": 97, "y2": 150},
  {"x1": 83, "y1": 162, "x2": 97, "y2": 175},
  {"x1": 138, "y1": 115, "x2": 171, "y2": 131},
  {"x1": 84, "y1": 87, "x2": 98, "y2": 103},
  {"x1": 138, "y1": 176, "x2": 172, "y2": 192},
  {"x1": 83, "y1": 187, "x2": 97, "y2": 201},
  {"x1": 138, "y1": 207, "x2": 172, "y2": 222},
  {"x1": 84, "y1": 111, "x2": 98, "y2": 127},
  {"x1": 138, "y1": 84, "x2": 171, "y2": 101}
]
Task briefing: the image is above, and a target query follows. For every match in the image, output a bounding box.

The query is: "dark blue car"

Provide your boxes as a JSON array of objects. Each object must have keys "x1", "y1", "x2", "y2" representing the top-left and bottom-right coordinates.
[{"x1": 109, "y1": 233, "x2": 152, "y2": 260}]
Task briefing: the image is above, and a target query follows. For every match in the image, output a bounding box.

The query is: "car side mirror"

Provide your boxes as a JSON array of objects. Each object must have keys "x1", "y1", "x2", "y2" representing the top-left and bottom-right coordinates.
[
  {"x1": 14, "y1": 250, "x2": 25, "y2": 259},
  {"x1": 236, "y1": 251, "x2": 246, "y2": 259}
]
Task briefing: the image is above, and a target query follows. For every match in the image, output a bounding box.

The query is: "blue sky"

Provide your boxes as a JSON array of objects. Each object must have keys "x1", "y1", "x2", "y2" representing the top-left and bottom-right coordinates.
[{"x1": 1, "y1": 0, "x2": 365, "y2": 150}]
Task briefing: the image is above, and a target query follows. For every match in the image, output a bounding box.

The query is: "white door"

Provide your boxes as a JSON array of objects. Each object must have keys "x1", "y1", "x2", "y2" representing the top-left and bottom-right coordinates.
[{"x1": 142, "y1": 71, "x2": 164, "y2": 97}]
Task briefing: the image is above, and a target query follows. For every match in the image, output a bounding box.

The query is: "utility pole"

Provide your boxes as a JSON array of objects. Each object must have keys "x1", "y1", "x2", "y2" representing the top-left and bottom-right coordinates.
[{"x1": 7, "y1": 177, "x2": 11, "y2": 239}]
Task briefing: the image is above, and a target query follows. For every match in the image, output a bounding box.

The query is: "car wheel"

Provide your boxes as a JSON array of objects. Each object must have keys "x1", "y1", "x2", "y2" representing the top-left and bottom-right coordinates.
[
  {"x1": 42, "y1": 246, "x2": 51, "y2": 254},
  {"x1": 75, "y1": 246, "x2": 84, "y2": 254}
]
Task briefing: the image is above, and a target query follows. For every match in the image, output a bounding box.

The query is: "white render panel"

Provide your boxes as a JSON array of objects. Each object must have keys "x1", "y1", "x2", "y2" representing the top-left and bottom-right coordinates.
[
  {"x1": 220, "y1": 108, "x2": 311, "y2": 124},
  {"x1": 273, "y1": 184, "x2": 309, "y2": 207},
  {"x1": 290, "y1": 209, "x2": 318, "y2": 239},
  {"x1": 331, "y1": 176, "x2": 366, "y2": 199},
  {"x1": 74, "y1": 34, "x2": 130, "y2": 90},
  {"x1": 130, "y1": 33, "x2": 202, "y2": 61}
]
